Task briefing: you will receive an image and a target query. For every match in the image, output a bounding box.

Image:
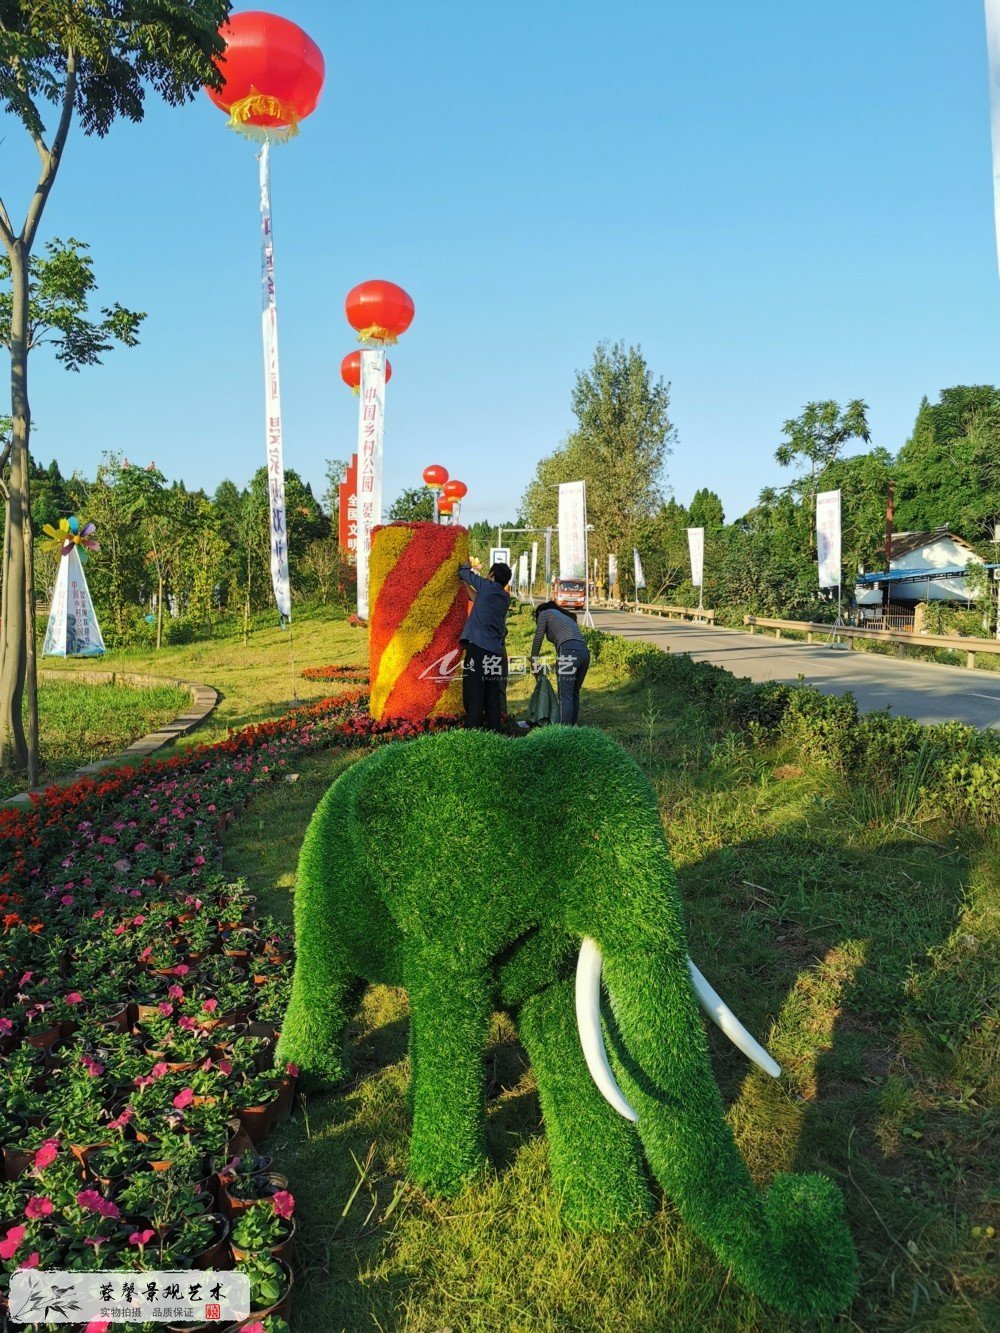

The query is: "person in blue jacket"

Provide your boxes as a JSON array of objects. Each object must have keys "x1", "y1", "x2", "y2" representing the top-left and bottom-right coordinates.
[{"x1": 457, "y1": 561, "x2": 511, "y2": 730}]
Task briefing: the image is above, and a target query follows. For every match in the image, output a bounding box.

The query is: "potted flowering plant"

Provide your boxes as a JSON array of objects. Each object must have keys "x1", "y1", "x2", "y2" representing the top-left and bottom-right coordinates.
[
  {"x1": 218, "y1": 1160, "x2": 287, "y2": 1219},
  {"x1": 229, "y1": 1190, "x2": 296, "y2": 1262},
  {"x1": 236, "y1": 1253, "x2": 292, "y2": 1320},
  {"x1": 233, "y1": 1075, "x2": 281, "y2": 1146},
  {"x1": 83, "y1": 1138, "x2": 145, "y2": 1189},
  {"x1": 174, "y1": 1207, "x2": 230, "y2": 1269}
]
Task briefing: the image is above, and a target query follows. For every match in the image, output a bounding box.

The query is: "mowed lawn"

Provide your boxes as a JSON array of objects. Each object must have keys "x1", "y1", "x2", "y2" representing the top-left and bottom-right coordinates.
[
  {"x1": 43, "y1": 604, "x2": 997, "y2": 1328},
  {"x1": 0, "y1": 675, "x2": 189, "y2": 802}
]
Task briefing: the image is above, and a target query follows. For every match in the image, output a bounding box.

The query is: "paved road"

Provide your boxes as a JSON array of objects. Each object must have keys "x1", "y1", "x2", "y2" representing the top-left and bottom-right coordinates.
[{"x1": 591, "y1": 610, "x2": 1000, "y2": 731}]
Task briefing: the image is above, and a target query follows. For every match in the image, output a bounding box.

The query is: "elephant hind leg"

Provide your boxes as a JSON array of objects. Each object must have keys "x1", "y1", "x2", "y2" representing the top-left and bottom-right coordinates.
[
  {"x1": 405, "y1": 947, "x2": 492, "y2": 1197},
  {"x1": 519, "y1": 978, "x2": 653, "y2": 1230}
]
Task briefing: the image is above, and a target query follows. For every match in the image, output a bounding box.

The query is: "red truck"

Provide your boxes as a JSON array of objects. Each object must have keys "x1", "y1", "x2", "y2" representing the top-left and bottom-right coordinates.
[{"x1": 552, "y1": 578, "x2": 587, "y2": 612}]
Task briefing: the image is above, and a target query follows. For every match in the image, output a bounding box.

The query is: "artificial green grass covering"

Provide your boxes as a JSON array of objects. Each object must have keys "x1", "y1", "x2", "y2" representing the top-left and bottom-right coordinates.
[{"x1": 277, "y1": 726, "x2": 858, "y2": 1319}]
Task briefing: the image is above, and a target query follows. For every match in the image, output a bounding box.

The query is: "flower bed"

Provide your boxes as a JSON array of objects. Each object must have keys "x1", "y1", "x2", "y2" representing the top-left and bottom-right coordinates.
[
  {"x1": 300, "y1": 665, "x2": 369, "y2": 684},
  {"x1": 0, "y1": 690, "x2": 461, "y2": 1316}
]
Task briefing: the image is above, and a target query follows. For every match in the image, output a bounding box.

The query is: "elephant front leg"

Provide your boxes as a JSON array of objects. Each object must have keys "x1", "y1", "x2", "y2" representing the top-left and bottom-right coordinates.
[
  {"x1": 404, "y1": 946, "x2": 492, "y2": 1197},
  {"x1": 519, "y1": 979, "x2": 652, "y2": 1230}
]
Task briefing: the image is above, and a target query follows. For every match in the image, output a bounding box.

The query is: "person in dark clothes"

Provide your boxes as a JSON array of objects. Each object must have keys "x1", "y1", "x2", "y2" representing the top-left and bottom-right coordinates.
[
  {"x1": 457, "y1": 561, "x2": 512, "y2": 730},
  {"x1": 531, "y1": 599, "x2": 591, "y2": 725}
]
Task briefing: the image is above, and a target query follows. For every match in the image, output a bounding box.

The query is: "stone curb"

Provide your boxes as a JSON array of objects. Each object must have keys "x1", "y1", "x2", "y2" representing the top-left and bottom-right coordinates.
[{"x1": 3, "y1": 669, "x2": 220, "y2": 807}]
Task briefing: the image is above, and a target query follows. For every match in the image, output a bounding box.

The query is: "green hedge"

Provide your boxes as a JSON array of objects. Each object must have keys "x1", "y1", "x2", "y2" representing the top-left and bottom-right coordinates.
[{"x1": 583, "y1": 628, "x2": 1000, "y2": 828}]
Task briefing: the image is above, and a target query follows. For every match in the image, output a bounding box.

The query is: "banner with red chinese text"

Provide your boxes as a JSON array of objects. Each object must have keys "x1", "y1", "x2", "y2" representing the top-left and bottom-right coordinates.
[
  {"x1": 259, "y1": 143, "x2": 292, "y2": 621},
  {"x1": 355, "y1": 349, "x2": 386, "y2": 619}
]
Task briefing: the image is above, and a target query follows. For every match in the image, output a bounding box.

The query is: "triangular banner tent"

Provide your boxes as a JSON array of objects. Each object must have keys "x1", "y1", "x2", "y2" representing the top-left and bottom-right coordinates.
[{"x1": 41, "y1": 518, "x2": 105, "y2": 657}]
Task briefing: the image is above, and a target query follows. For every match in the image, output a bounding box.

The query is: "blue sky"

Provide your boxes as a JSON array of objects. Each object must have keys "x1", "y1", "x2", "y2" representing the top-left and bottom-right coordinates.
[{"x1": 5, "y1": 1, "x2": 999, "y2": 527}]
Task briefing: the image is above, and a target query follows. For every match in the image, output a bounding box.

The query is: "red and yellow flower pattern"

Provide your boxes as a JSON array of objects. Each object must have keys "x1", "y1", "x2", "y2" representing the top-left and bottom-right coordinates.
[{"x1": 368, "y1": 522, "x2": 470, "y2": 721}]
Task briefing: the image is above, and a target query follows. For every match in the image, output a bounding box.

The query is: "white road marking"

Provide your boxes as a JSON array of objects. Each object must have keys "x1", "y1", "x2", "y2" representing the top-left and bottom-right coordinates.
[{"x1": 968, "y1": 693, "x2": 1000, "y2": 701}]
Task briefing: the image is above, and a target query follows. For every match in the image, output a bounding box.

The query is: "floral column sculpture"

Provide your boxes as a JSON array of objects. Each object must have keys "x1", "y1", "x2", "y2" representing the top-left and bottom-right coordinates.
[{"x1": 368, "y1": 521, "x2": 469, "y2": 722}]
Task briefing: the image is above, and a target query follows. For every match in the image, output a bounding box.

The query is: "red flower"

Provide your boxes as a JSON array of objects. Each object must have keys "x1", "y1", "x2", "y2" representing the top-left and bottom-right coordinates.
[
  {"x1": 0, "y1": 1225, "x2": 25, "y2": 1259},
  {"x1": 33, "y1": 1138, "x2": 59, "y2": 1170},
  {"x1": 172, "y1": 1087, "x2": 194, "y2": 1109},
  {"x1": 272, "y1": 1189, "x2": 295, "y2": 1219}
]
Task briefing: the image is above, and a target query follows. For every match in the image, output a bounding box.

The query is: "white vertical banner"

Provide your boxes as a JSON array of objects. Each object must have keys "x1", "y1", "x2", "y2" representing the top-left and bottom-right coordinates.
[
  {"x1": 608, "y1": 552, "x2": 618, "y2": 593},
  {"x1": 686, "y1": 527, "x2": 705, "y2": 587},
  {"x1": 558, "y1": 480, "x2": 587, "y2": 579},
  {"x1": 987, "y1": 0, "x2": 1000, "y2": 274},
  {"x1": 42, "y1": 549, "x2": 105, "y2": 657},
  {"x1": 519, "y1": 550, "x2": 529, "y2": 590},
  {"x1": 259, "y1": 143, "x2": 292, "y2": 622},
  {"x1": 530, "y1": 541, "x2": 538, "y2": 589},
  {"x1": 355, "y1": 347, "x2": 387, "y2": 619},
  {"x1": 816, "y1": 488, "x2": 842, "y2": 588},
  {"x1": 633, "y1": 547, "x2": 646, "y2": 589}
]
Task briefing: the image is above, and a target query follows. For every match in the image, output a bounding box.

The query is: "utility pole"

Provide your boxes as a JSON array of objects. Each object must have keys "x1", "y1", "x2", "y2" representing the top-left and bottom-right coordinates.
[{"x1": 882, "y1": 480, "x2": 895, "y2": 623}]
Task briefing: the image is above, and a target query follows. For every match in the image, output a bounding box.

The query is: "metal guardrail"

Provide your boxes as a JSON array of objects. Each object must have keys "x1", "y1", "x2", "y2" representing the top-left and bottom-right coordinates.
[
  {"x1": 743, "y1": 616, "x2": 1000, "y2": 669},
  {"x1": 633, "y1": 602, "x2": 716, "y2": 624}
]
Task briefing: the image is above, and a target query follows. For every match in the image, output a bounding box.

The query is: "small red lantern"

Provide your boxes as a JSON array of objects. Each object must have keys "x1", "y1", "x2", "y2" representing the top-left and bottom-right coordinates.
[
  {"x1": 442, "y1": 479, "x2": 467, "y2": 501},
  {"x1": 422, "y1": 465, "x2": 448, "y2": 489},
  {"x1": 341, "y1": 351, "x2": 392, "y2": 394},
  {"x1": 346, "y1": 280, "x2": 415, "y2": 345},
  {"x1": 205, "y1": 11, "x2": 325, "y2": 141},
  {"x1": 437, "y1": 499, "x2": 454, "y2": 517}
]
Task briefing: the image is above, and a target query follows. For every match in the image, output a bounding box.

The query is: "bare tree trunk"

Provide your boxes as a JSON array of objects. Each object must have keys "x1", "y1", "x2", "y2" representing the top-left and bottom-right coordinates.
[
  {"x1": 0, "y1": 243, "x2": 32, "y2": 776},
  {"x1": 156, "y1": 570, "x2": 164, "y2": 651}
]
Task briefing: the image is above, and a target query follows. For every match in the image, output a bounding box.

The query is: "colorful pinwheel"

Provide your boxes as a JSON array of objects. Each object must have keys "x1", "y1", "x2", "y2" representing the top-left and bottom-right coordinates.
[{"x1": 40, "y1": 516, "x2": 99, "y2": 563}]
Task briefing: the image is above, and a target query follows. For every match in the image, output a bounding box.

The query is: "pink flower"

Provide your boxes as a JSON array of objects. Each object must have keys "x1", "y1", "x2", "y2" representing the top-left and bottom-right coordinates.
[
  {"x1": 139, "y1": 946, "x2": 153, "y2": 960},
  {"x1": 167, "y1": 984, "x2": 184, "y2": 1000},
  {"x1": 151, "y1": 1061, "x2": 169, "y2": 1079},
  {"x1": 60, "y1": 894, "x2": 75, "y2": 907},
  {"x1": 113, "y1": 924, "x2": 126, "y2": 936},
  {"x1": 76, "y1": 1188, "x2": 104, "y2": 1212},
  {"x1": 84, "y1": 1236, "x2": 107, "y2": 1251},
  {"x1": 133, "y1": 915, "x2": 146, "y2": 925},
  {"x1": 272, "y1": 1189, "x2": 295, "y2": 1220},
  {"x1": 178, "y1": 1016, "x2": 196, "y2": 1031},
  {"x1": 92, "y1": 909, "x2": 106, "y2": 919},
  {"x1": 108, "y1": 1107, "x2": 133, "y2": 1130},
  {"x1": 19, "y1": 971, "x2": 32, "y2": 986},
  {"x1": 172, "y1": 1087, "x2": 194, "y2": 1109},
  {"x1": 19, "y1": 1251, "x2": 39, "y2": 1269},
  {"x1": 218, "y1": 1059, "x2": 233, "y2": 1076},
  {"x1": 65, "y1": 991, "x2": 83, "y2": 1004},
  {"x1": 240, "y1": 1323, "x2": 266, "y2": 1333},
  {"x1": 85, "y1": 1322, "x2": 111, "y2": 1333},
  {"x1": 0, "y1": 1225, "x2": 25, "y2": 1260},
  {"x1": 157, "y1": 1002, "x2": 174, "y2": 1016},
  {"x1": 172, "y1": 964, "x2": 190, "y2": 977},
  {"x1": 286, "y1": 1062, "x2": 299, "y2": 1078},
  {"x1": 33, "y1": 1139, "x2": 59, "y2": 1170},
  {"x1": 202, "y1": 998, "x2": 218, "y2": 1013},
  {"x1": 0, "y1": 1017, "x2": 13, "y2": 1036},
  {"x1": 24, "y1": 1196, "x2": 53, "y2": 1220},
  {"x1": 128, "y1": 1229, "x2": 155, "y2": 1247},
  {"x1": 81, "y1": 1055, "x2": 104, "y2": 1077}
]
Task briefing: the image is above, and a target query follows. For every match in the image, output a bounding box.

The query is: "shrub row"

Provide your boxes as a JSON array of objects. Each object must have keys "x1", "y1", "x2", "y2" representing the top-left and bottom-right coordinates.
[{"x1": 584, "y1": 628, "x2": 1000, "y2": 827}]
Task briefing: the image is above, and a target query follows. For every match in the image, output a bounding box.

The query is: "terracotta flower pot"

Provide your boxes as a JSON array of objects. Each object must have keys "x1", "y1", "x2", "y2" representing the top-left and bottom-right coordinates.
[
  {"x1": 248, "y1": 1258, "x2": 293, "y2": 1322},
  {"x1": 221, "y1": 1171, "x2": 288, "y2": 1220},
  {"x1": 268, "y1": 1073, "x2": 296, "y2": 1124},
  {"x1": 234, "y1": 1102, "x2": 273, "y2": 1147},
  {"x1": 25, "y1": 1023, "x2": 61, "y2": 1051},
  {"x1": 191, "y1": 1211, "x2": 231, "y2": 1270},
  {"x1": 229, "y1": 1214, "x2": 296, "y2": 1264}
]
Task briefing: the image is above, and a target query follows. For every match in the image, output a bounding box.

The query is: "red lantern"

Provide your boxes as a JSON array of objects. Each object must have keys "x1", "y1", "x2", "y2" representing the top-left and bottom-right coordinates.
[
  {"x1": 341, "y1": 351, "x2": 392, "y2": 394},
  {"x1": 205, "y1": 11, "x2": 325, "y2": 140},
  {"x1": 346, "y1": 280, "x2": 415, "y2": 345},
  {"x1": 442, "y1": 479, "x2": 467, "y2": 501},
  {"x1": 437, "y1": 499, "x2": 454, "y2": 517},
  {"x1": 422, "y1": 465, "x2": 448, "y2": 489}
]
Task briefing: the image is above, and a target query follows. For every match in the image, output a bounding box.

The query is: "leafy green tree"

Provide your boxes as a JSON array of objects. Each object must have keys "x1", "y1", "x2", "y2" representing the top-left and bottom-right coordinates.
[
  {"x1": 387, "y1": 486, "x2": 434, "y2": 522},
  {"x1": 522, "y1": 341, "x2": 674, "y2": 573},
  {"x1": 687, "y1": 488, "x2": 724, "y2": 530},
  {"x1": 895, "y1": 388, "x2": 1000, "y2": 541},
  {"x1": 0, "y1": 0, "x2": 230, "y2": 780}
]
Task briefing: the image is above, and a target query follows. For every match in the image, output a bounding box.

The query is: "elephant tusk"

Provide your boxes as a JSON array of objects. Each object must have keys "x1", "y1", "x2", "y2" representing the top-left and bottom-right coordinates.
[
  {"x1": 687, "y1": 958, "x2": 782, "y2": 1079},
  {"x1": 575, "y1": 937, "x2": 638, "y2": 1123}
]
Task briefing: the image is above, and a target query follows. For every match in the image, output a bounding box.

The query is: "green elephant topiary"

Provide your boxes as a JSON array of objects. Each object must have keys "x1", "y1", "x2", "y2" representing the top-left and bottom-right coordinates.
[{"x1": 276, "y1": 727, "x2": 858, "y2": 1319}]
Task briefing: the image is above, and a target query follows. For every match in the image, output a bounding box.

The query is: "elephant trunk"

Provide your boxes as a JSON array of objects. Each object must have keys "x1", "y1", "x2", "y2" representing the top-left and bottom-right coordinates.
[{"x1": 595, "y1": 938, "x2": 857, "y2": 1320}]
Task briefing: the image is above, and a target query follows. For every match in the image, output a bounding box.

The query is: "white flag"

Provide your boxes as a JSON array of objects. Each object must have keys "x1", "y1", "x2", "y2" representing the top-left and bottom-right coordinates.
[
  {"x1": 43, "y1": 548, "x2": 105, "y2": 657},
  {"x1": 608, "y1": 553, "x2": 618, "y2": 590},
  {"x1": 259, "y1": 143, "x2": 292, "y2": 622},
  {"x1": 558, "y1": 481, "x2": 587, "y2": 579},
  {"x1": 355, "y1": 348, "x2": 387, "y2": 620},
  {"x1": 987, "y1": 0, "x2": 1000, "y2": 274},
  {"x1": 530, "y1": 541, "x2": 538, "y2": 588},
  {"x1": 633, "y1": 547, "x2": 646, "y2": 590},
  {"x1": 518, "y1": 550, "x2": 529, "y2": 590},
  {"x1": 686, "y1": 527, "x2": 704, "y2": 587},
  {"x1": 816, "y1": 489, "x2": 842, "y2": 588}
]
